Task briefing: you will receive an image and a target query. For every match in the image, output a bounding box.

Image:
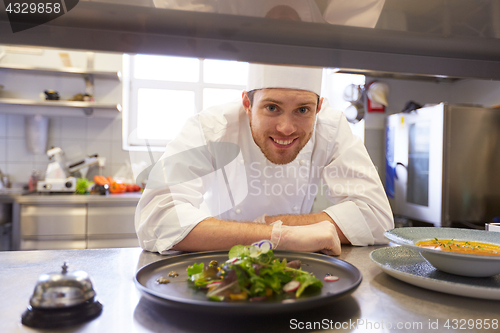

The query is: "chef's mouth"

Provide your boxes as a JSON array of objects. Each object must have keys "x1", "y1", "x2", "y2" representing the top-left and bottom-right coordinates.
[{"x1": 270, "y1": 137, "x2": 298, "y2": 148}]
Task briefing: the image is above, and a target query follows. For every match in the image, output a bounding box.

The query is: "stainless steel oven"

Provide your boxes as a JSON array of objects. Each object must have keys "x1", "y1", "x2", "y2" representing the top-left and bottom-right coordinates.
[{"x1": 386, "y1": 103, "x2": 500, "y2": 227}]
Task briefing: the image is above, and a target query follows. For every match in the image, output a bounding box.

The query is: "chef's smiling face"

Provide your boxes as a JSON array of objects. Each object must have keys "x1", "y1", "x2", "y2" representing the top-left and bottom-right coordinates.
[{"x1": 243, "y1": 88, "x2": 323, "y2": 165}]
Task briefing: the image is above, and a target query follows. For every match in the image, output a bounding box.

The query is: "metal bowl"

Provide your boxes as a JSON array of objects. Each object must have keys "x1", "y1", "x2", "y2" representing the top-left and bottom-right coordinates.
[
  {"x1": 29, "y1": 263, "x2": 96, "y2": 309},
  {"x1": 344, "y1": 102, "x2": 365, "y2": 123}
]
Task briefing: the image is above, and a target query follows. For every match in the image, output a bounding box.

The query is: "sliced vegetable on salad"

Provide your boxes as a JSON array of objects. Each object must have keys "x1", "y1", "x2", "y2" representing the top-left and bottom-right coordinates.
[{"x1": 186, "y1": 241, "x2": 323, "y2": 302}]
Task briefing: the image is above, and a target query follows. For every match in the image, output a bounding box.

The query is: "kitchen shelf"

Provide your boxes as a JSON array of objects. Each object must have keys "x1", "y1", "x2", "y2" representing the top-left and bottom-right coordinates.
[
  {"x1": 0, "y1": 98, "x2": 122, "y2": 116},
  {"x1": 0, "y1": 64, "x2": 121, "y2": 81},
  {"x1": 0, "y1": 60, "x2": 122, "y2": 117}
]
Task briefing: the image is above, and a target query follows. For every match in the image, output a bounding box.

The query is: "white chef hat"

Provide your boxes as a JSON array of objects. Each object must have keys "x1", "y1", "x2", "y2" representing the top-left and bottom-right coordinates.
[
  {"x1": 246, "y1": 63, "x2": 323, "y2": 96},
  {"x1": 258, "y1": 0, "x2": 325, "y2": 23}
]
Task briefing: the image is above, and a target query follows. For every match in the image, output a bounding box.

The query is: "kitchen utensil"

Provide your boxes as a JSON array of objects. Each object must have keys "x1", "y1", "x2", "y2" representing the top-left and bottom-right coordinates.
[
  {"x1": 370, "y1": 246, "x2": 500, "y2": 300},
  {"x1": 44, "y1": 90, "x2": 60, "y2": 100},
  {"x1": 342, "y1": 84, "x2": 363, "y2": 103},
  {"x1": 21, "y1": 262, "x2": 103, "y2": 329},
  {"x1": 344, "y1": 102, "x2": 365, "y2": 123},
  {"x1": 384, "y1": 227, "x2": 500, "y2": 277},
  {"x1": 367, "y1": 81, "x2": 389, "y2": 106},
  {"x1": 135, "y1": 250, "x2": 362, "y2": 314}
]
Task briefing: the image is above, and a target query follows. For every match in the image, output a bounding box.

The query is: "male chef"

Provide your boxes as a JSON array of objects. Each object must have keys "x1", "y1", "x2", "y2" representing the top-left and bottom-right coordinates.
[{"x1": 135, "y1": 64, "x2": 394, "y2": 256}]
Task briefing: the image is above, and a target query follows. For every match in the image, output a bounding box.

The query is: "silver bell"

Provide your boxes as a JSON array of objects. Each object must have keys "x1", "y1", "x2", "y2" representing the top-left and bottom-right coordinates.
[{"x1": 29, "y1": 262, "x2": 96, "y2": 309}]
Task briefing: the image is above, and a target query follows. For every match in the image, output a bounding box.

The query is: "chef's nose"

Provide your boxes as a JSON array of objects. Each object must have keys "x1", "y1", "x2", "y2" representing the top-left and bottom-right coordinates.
[{"x1": 276, "y1": 114, "x2": 297, "y2": 135}]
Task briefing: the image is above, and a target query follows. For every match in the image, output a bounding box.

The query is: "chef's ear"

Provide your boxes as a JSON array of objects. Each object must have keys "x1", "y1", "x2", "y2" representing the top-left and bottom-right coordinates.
[
  {"x1": 316, "y1": 97, "x2": 324, "y2": 114},
  {"x1": 242, "y1": 91, "x2": 252, "y2": 115}
]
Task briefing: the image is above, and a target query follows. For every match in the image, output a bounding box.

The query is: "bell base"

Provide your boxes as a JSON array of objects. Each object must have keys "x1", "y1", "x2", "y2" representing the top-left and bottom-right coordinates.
[{"x1": 21, "y1": 299, "x2": 103, "y2": 329}]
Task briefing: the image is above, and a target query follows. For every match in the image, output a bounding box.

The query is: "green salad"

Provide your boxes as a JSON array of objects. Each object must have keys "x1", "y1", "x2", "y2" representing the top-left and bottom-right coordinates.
[{"x1": 187, "y1": 241, "x2": 323, "y2": 302}]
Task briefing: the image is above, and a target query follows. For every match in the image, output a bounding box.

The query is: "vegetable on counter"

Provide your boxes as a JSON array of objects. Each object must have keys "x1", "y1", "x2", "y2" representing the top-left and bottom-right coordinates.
[
  {"x1": 186, "y1": 241, "x2": 323, "y2": 302},
  {"x1": 109, "y1": 181, "x2": 127, "y2": 194},
  {"x1": 93, "y1": 175, "x2": 141, "y2": 194},
  {"x1": 75, "y1": 178, "x2": 93, "y2": 194},
  {"x1": 93, "y1": 175, "x2": 109, "y2": 186}
]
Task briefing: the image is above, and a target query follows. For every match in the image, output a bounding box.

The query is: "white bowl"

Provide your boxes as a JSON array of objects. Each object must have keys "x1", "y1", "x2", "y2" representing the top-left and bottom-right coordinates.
[{"x1": 384, "y1": 227, "x2": 500, "y2": 277}]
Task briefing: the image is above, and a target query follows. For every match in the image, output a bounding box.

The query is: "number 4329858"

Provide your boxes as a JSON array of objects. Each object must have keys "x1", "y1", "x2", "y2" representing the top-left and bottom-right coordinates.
[
  {"x1": 6, "y1": 3, "x2": 62, "y2": 14},
  {"x1": 444, "y1": 319, "x2": 498, "y2": 330}
]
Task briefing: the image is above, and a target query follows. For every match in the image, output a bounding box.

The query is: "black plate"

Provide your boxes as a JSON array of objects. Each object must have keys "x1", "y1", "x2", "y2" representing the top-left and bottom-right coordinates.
[{"x1": 134, "y1": 250, "x2": 362, "y2": 314}]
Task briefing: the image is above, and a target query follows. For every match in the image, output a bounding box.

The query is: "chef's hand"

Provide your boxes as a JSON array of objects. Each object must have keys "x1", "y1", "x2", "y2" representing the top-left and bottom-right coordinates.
[{"x1": 270, "y1": 220, "x2": 341, "y2": 256}]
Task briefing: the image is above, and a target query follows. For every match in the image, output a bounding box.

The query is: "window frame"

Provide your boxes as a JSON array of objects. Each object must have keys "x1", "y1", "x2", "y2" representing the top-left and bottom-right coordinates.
[{"x1": 122, "y1": 54, "x2": 247, "y2": 151}]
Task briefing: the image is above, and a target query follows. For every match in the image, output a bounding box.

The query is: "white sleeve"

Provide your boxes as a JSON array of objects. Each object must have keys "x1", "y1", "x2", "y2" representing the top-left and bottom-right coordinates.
[
  {"x1": 134, "y1": 114, "x2": 213, "y2": 253},
  {"x1": 321, "y1": 114, "x2": 394, "y2": 246}
]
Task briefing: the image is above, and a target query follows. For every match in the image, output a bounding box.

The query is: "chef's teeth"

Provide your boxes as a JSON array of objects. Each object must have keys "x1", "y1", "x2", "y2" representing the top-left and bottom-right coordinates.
[{"x1": 273, "y1": 138, "x2": 293, "y2": 145}]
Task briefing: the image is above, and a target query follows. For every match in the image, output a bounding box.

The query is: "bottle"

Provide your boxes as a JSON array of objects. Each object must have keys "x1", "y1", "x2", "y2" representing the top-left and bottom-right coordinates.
[{"x1": 28, "y1": 170, "x2": 39, "y2": 192}]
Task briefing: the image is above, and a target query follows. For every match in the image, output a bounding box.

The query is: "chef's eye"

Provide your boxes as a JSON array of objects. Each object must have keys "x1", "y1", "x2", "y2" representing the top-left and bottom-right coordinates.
[
  {"x1": 266, "y1": 105, "x2": 278, "y2": 112},
  {"x1": 298, "y1": 107, "x2": 309, "y2": 114}
]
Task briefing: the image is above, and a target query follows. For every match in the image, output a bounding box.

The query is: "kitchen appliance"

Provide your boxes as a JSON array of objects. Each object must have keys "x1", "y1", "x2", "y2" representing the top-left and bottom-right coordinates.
[
  {"x1": 385, "y1": 103, "x2": 500, "y2": 227},
  {"x1": 37, "y1": 147, "x2": 98, "y2": 193}
]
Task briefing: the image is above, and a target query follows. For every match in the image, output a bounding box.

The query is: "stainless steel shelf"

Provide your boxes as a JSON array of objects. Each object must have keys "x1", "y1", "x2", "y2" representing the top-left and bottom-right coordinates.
[
  {"x1": 0, "y1": 64, "x2": 121, "y2": 81},
  {"x1": 0, "y1": 98, "x2": 122, "y2": 116},
  {"x1": 0, "y1": 97, "x2": 121, "y2": 110}
]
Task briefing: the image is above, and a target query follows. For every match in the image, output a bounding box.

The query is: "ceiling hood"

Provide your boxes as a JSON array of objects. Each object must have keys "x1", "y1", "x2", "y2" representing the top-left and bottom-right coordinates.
[{"x1": 1, "y1": 0, "x2": 500, "y2": 81}]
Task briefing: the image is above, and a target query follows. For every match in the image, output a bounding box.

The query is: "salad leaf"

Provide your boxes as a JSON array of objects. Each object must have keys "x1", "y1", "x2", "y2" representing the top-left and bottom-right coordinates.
[
  {"x1": 228, "y1": 245, "x2": 247, "y2": 259},
  {"x1": 295, "y1": 273, "x2": 323, "y2": 297},
  {"x1": 187, "y1": 262, "x2": 204, "y2": 277},
  {"x1": 249, "y1": 276, "x2": 267, "y2": 296}
]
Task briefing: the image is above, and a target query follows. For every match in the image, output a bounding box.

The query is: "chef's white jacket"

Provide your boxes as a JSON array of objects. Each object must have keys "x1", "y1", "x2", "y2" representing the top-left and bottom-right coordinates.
[{"x1": 135, "y1": 99, "x2": 394, "y2": 253}]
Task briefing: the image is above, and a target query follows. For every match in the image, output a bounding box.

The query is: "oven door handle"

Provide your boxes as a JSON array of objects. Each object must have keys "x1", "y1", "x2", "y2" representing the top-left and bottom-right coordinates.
[{"x1": 394, "y1": 162, "x2": 407, "y2": 180}]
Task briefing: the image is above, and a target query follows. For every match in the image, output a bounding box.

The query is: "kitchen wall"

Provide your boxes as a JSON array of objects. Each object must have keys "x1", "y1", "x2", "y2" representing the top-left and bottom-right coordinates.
[{"x1": 0, "y1": 47, "x2": 129, "y2": 185}]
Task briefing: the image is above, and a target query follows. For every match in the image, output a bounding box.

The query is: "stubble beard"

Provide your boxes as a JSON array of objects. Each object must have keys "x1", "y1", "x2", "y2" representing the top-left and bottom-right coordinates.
[{"x1": 249, "y1": 121, "x2": 313, "y2": 165}]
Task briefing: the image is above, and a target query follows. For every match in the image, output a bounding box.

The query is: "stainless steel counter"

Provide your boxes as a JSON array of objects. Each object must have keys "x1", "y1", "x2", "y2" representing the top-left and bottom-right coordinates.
[
  {"x1": 4, "y1": 193, "x2": 142, "y2": 251},
  {"x1": 0, "y1": 191, "x2": 141, "y2": 205},
  {"x1": 15, "y1": 192, "x2": 142, "y2": 204},
  {"x1": 1, "y1": 245, "x2": 498, "y2": 333}
]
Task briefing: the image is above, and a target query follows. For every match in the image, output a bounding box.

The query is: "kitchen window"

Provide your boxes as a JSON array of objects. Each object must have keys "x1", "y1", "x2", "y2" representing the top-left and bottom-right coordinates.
[{"x1": 123, "y1": 54, "x2": 248, "y2": 151}]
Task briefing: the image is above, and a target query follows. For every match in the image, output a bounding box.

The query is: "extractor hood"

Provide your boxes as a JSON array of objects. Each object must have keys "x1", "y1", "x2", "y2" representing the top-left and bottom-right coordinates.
[{"x1": 1, "y1": 0, "x2": 500, "y2": 81}]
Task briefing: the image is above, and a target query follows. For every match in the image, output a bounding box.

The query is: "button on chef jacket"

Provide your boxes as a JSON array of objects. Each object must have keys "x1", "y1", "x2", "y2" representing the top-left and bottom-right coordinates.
[{"x1": 135, "y1": 99, "x2": 394, "y2": 254}]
